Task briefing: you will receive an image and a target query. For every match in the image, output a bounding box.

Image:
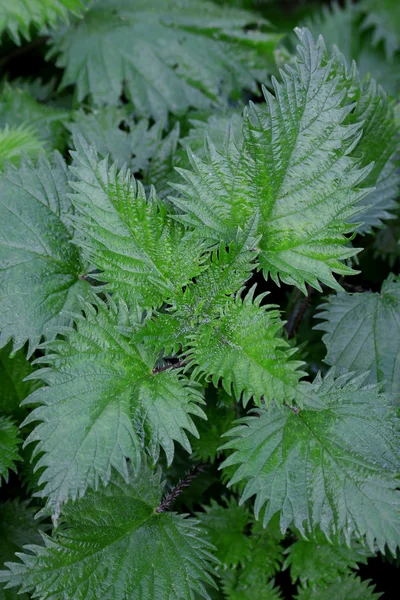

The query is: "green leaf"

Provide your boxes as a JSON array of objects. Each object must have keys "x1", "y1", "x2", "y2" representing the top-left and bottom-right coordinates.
[
  {"x1": 0, "y1": 0, "x2": 85, "y2": 44},
  {"x1": 332, "y1": 51, "x2": 400, "y2": 233},
  {"x1": 70, "y1": 136, "x2": 204, "y2": 309},
  {"x1": 0, "y1": 83, "x2": 70, "y2": 153},
  {"x1": 305, "y1": 0, "x2": 400, "y2": 97},
  {"x1": 191, "y1": 389, "x2": 236, "y2": 464},
  {"x1": 197, "y1": 497, "x2": 252, "y2": 569},
  {"x1": 49, "y1": 0, "x2": 281, "y2": 119},
  {"x1": 68, "y1": 107, "x2": 174, "y2": 172},
  {"x1": 295, "y1": 574, "x2": 381, "y2": 600},
  {"x1": 0, "y1": 464, "x2": 217, "y2": 600},
  {"x1": 315, "y1": 274, "x2": 400, "y2": 393},
  {"x1": 222, "y1": 575, "x2": 282, "y2": 600},
  {"x1": 359, "y1": 0, "x2": 400, "y2": 60},
  {"x1": 221, "y1": 371, "x2": 400, "y2": 553},
  {"x1": 0, "y1": 500, "x2": 43, "y2": 600},
  {"x1": 0, "y1": 417, "x2": 21, "y2": 485},
  {"x1": 172, "y1": 28, "x2": 371, "y2": 292},
  {"x1": 220, "y1": 516, "x2": 284, "y2": 599},
  {"x1": 0, "y1": 126, "x2": 43, "y2": 169},
  {"x1": 187, "y1": 287, "x2": 309, "y2": 407},
  {"x1": 0, "y1": 344, "x2": 36, "y2": 419},
  {"x1": 283, "y1": 531, "x2": 370, "y2": 586},
  {"x1": 0, "y1": 152, "x2": 91, "y2": 356},
  {"x1": 373, "y1": 218, "x2": 400, "y2": 267},
  {"x1": 23, "y1": 297, "x2": 205, "y2": 513}
]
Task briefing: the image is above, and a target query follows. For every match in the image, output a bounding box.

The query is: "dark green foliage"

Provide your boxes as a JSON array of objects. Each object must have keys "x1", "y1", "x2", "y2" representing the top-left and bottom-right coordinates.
[{"x1": 0, "y1": 1, "x2": 399, "y2": 599}]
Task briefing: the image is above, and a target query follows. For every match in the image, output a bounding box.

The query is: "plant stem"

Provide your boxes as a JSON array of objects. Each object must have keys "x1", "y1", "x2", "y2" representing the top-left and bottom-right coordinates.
[{"x1": 155, "y1": 462, "x2": 208, "y2": 513}]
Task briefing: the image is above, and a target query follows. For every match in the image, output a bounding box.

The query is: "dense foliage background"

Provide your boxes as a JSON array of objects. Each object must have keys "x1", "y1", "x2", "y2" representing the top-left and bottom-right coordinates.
[{"x1": 0, "y1": 1, "x2": 399, "y2": 599}]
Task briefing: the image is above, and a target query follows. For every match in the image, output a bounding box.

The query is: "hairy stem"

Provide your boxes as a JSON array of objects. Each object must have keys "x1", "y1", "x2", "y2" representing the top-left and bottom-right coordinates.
[{"x1": 155, "y1": 462, "x2": 208, "y2": 513}]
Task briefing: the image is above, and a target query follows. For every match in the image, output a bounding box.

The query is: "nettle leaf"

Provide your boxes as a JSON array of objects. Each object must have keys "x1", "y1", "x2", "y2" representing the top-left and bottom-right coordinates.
[
  {"x1": 0, "y1": 0, "x2": 85, "y2": 44},
  {"x1": 305, "y1": 0, "x2": 400, "y2": 97},
  {"x1": 0, "y1": 466, "x2": 217, "y2": 600},
  {"x1": 373, "y1": 218, "x2": 400, "y2": 266},
  {"x1": 0, "y1": 153, "x2": 92, "y2": 356},
  {"x1": 0, "y1": 84, "x2": 70, "y2": 154},
  {"x1": 191, "y1": 389, "x2": 236, "y2": 464},
  {"x1": 23, "y1": 297, "x2": 205, "y2": 513},
  {"x1": 187, "y1": 287, "x2": 310, "y2": 407},
  {"x1": 295, "y1": 574, "x2": 381, "y2": 600},
  {"x1": 222, "y1": 576, "x2": 282, "y2": 600},
  {"x1": 333, "y1": 53, "x2": 400, "y2": 233},
  {"x1": 0, "y1": 126, "x2": 43, "y2": 169},
  {"x1": 49, "y1": 0, "x2": 281, "y2": 119},
  {"x1": 359, "y1": 0, "x2": 400, "y2": 60},
  {"x1": 221, "y1": 371, "x2": 400, "y2": 553},
  {"x1": 197, "y1": 497, "x2": 252, "y2": 569},
  {"x1": 316, "y1": 274, "x2": 400, "y2": 393},
  {"x1": 283, "y1": 531, "x2": 370, "y2": 586},
  {"x1": 220, "y1": 517, "x2": 284, "y2": 600},
  {"x1": 0, "y1": 344, "x2": 36, "y2": 419},
  {"x1": 68, "y1": 107, "x2": 178, "y2": 174},
  {"x1": 70, "y1": 137, "x2": 204, "y2": 309},
  {"x1": 0, "y1": 500, "x2": 43, "y2": 600},
  {"x1": 0, "y1": 417, "x2": 21, "y2": 485},
  {"x1": 172, "y1": 28, "x2": 372, "y2": 292}
]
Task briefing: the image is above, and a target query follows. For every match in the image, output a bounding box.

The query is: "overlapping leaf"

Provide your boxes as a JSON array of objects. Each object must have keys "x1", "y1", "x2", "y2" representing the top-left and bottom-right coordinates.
[
  {"x1": 221, "y1": 371, "x2": 400, "y2": 553},
  {"x1": 0, "y1": 417, "x2": 21, "y2": 485},
  {"x1": 172, "y1": 28, "x2": 372, "y2": 292},
  {"x1": 0, "y1": 152, "x2": 91, "y2": 356},
  {"x1": 70, "y1": 137, "x2": 204, "y2": 309},
  {"x1": 187, "y1": 287, "x2": 309, "y2": 407},
  {"x1": 359, "y1": 0, "x2": 400, "y2": 59},
  {"x1": 284, "y1": 531, "x2": 370, "y2": 586},
  {"x1": 0, "y1": 83, "x2": 69, "y2": 153},
  {"x1": 0, "y1": 466, "x2": 217, "y2": 600},
  {"x1": 316, "y1": 274, "x2": 400, "y2": 393},
  {"x1": 295, "y1": 575, "x2": 381, "y2": 600},
  {"x1": 197, "y1": 498, "x2": 252, "y2": 569},
  {"x1": 22, "y1": 297, "x2": 205, "y2": 513},
  {"x1": 0, "y1": 0, "x2": 84, "y2": 44},
  {"x1": 0, "y1": 344, "x2": 36, "y2": 419},
  {"x1": 0, "y1": 126, "x2": 43, "y2": 169},
  {"x1": 49, "y1": 0, "x2": 281, "y2": 119},
  {"x1": 0, "y1": 500, "x2": 43, "y2": 600}
]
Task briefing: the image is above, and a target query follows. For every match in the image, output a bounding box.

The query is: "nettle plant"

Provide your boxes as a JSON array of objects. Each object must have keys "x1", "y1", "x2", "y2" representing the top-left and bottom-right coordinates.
[{"x1": 0, "y1": 1, "x2": 399, "y2": 599}]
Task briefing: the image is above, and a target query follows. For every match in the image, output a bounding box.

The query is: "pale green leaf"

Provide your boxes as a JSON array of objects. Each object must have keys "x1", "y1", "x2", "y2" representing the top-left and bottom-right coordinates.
[
  {"x1": 23, "y1": 297, "x2": 205, "y2": 513},
  {"x1": 221, "y1": 371, "x2": 400, "y2": 553},
  {"x1": 49, "y1": 0, "x2": 280, "y2": 119},
  {"x1": 0, "y1": 465, "x2": 217, "y2": 600},
  {"x1": 172, "y1": 28, "x2": 371, "y2": 292},
  {"x1": 0, "y1": 153, "x2": 91, "y2": 356},
  {"x1": 315, "y1": 274, "x2": 400, "y2": 393},
  {"x1": 0, "y1": 417, "x2": 21, "y2": 485},
  {"x1": 69, "y1": 136, "x2": 205, "y2": 309}
]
